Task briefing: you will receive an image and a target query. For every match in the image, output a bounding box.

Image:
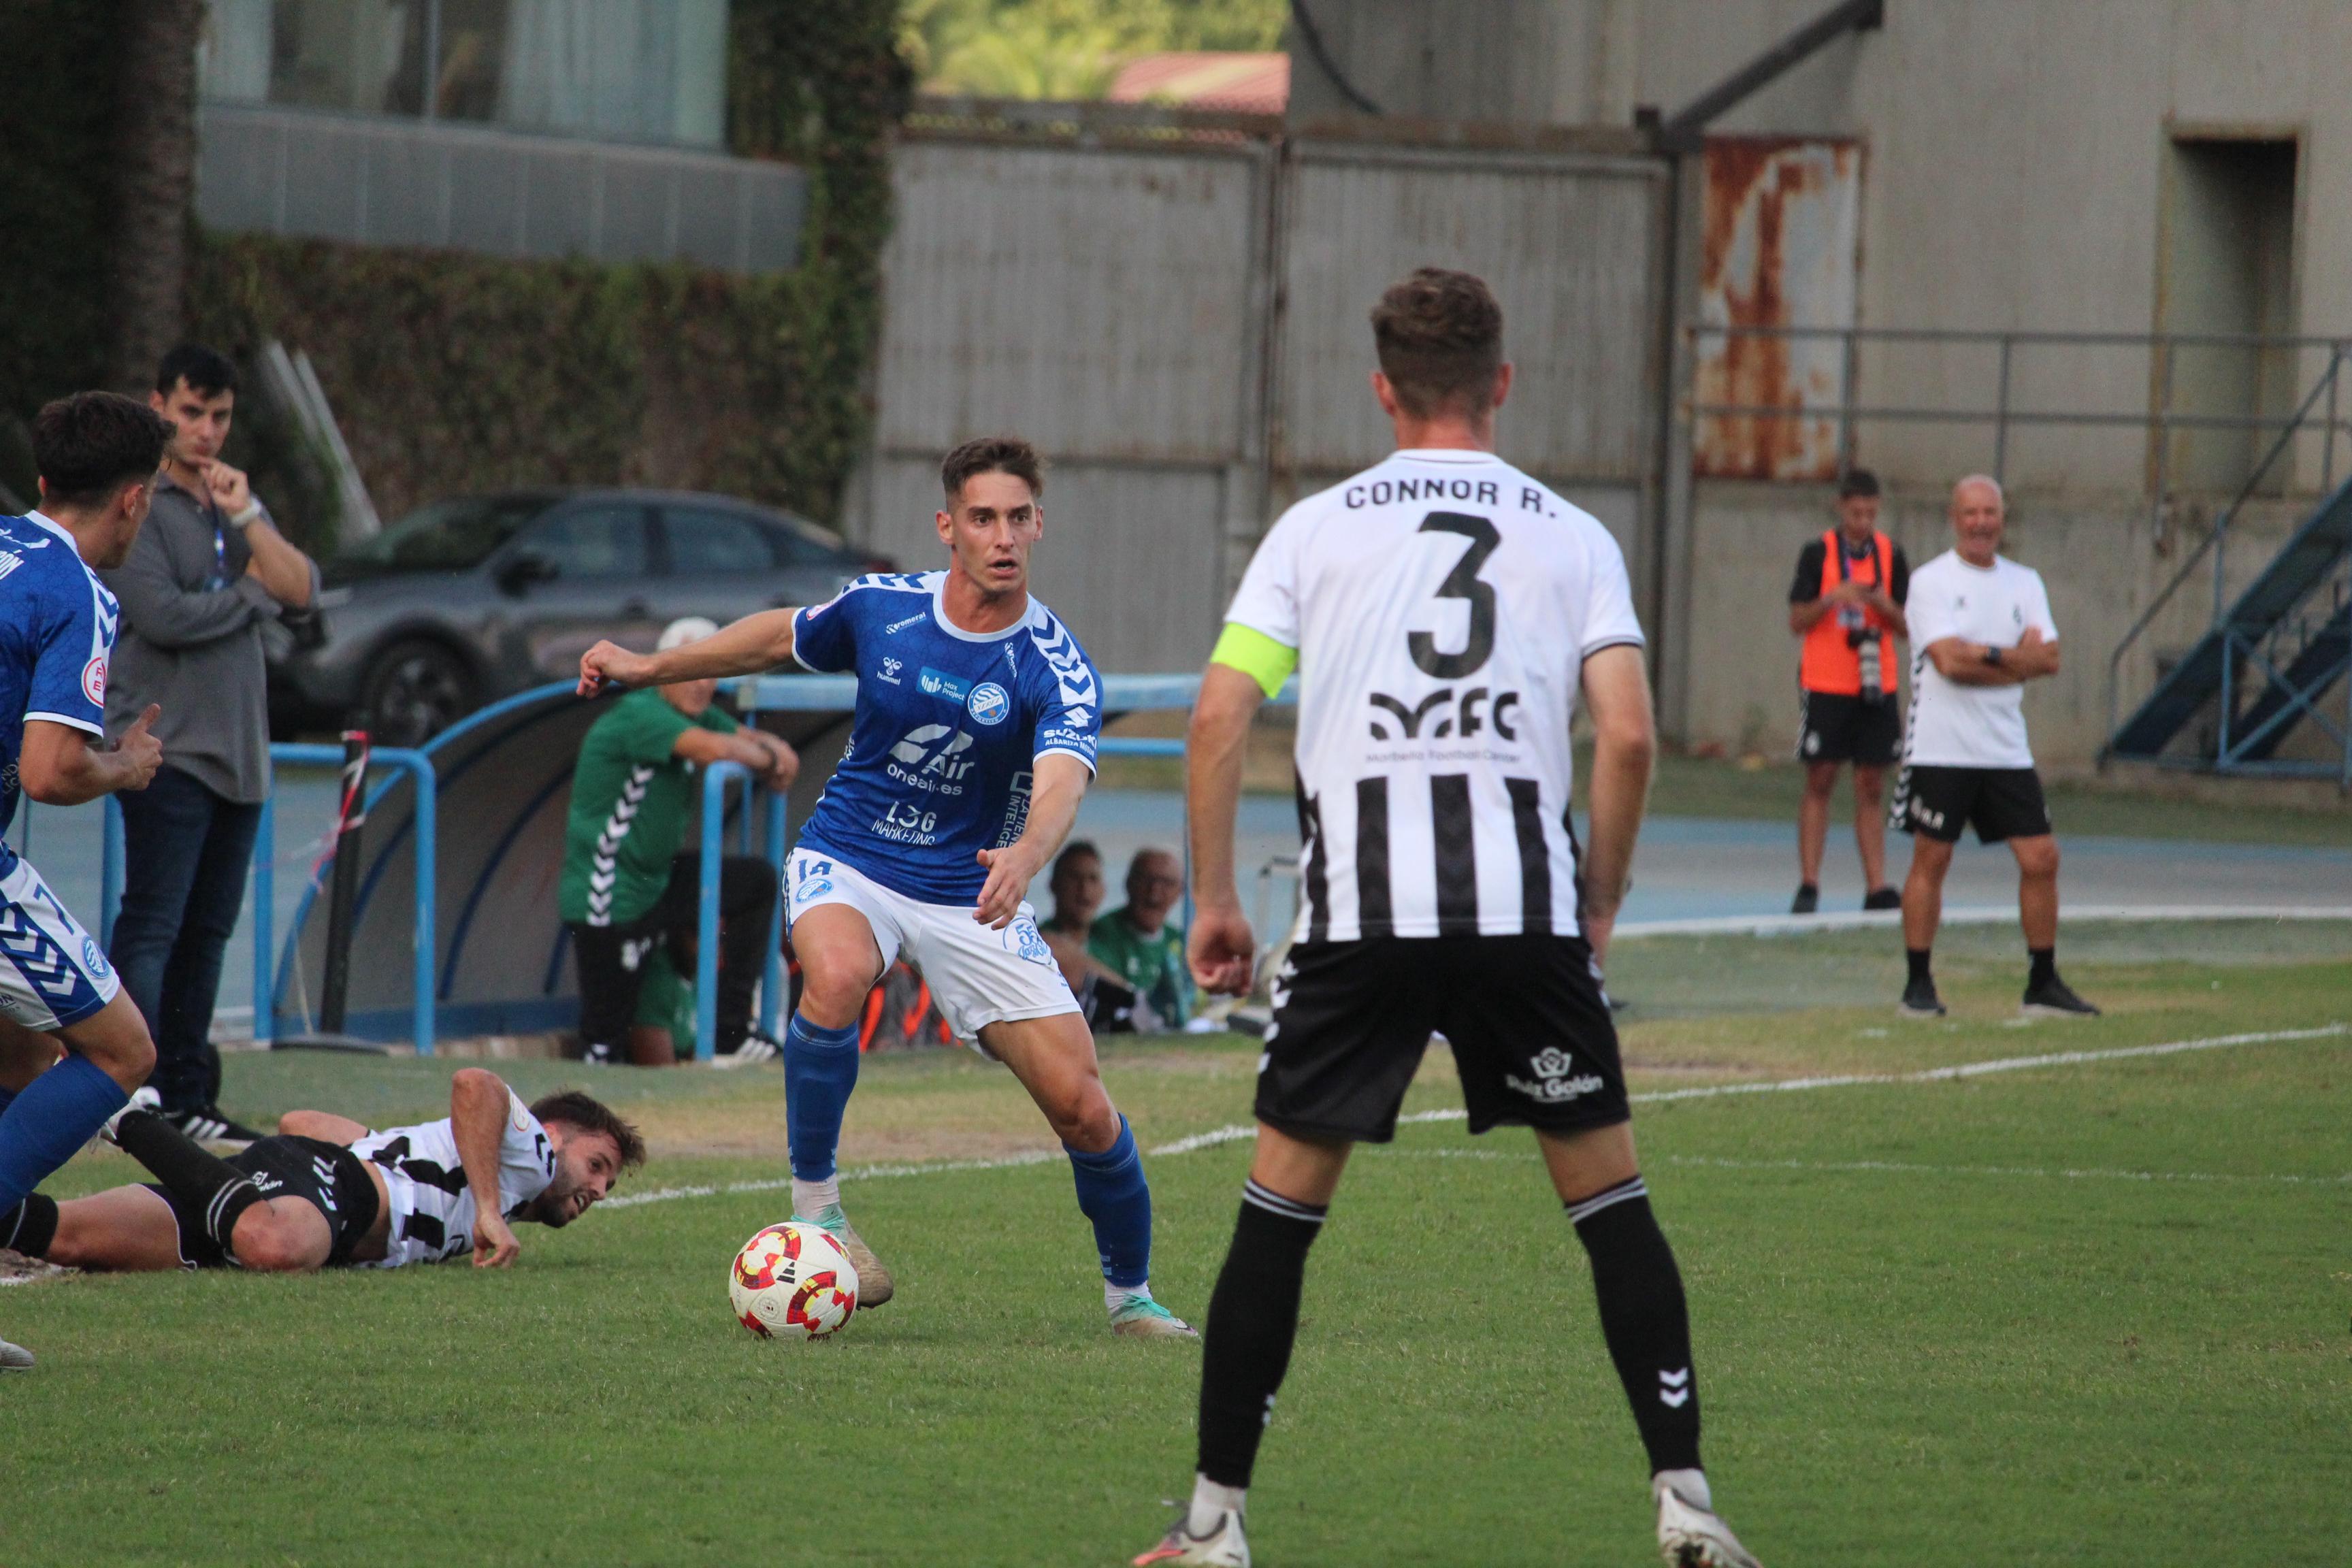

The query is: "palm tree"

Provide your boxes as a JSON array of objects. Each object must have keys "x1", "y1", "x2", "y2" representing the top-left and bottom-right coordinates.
[{"x1": 107, "y1": 0, "x2": 203, "y2": 391}]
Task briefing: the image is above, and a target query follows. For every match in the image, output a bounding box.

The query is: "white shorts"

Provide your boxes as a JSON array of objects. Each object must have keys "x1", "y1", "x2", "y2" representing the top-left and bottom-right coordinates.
[
  {"x1": 785, "y1": 847, "x2": 1077, "y2": 1047},
  {"x1": 0, "y1": 853, "x2": 120, "y2": 1032}
]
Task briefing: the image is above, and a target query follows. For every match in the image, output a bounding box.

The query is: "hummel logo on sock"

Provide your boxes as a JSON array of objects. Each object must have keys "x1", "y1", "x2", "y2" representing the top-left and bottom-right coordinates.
[{"x1": 1659, "y1": 1367, "x2": 1692, "y2": 1407}]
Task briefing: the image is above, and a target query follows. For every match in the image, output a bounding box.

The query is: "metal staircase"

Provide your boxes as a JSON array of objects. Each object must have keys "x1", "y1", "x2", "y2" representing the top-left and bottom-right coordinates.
[{"x1": 2105, "y1": 350, "x2": 2352, "y2": 786}]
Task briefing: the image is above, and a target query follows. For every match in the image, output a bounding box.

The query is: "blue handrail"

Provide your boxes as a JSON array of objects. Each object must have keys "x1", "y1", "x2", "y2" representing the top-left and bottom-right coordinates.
[
  {"x1": 252, "y1": 745, "x2": 438, "y2": 1055},
  {"x1": 693, "y1": 760, "x2": 788, "y2": 1061}
]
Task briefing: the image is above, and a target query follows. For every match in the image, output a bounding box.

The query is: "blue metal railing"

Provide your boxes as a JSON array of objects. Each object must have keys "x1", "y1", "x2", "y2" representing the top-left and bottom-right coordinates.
[
  {"x1": 690, "y1": 760, "x2": 789, "y2": 1061},
  {"x1": 226, "y1": 745, "x2": 438, "y2": 1055}
]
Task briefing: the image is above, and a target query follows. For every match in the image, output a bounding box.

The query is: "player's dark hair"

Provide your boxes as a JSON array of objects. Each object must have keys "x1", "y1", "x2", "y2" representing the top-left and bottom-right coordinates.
[
  {"x1": 1370, "y1": 267, "x2": 1505, "y2": 419},
  {"x1": 154, "y1": 342, "x2": 238, "y2": 399},
  {"x1": 32, "y1": 392, "x2": 172, "y2": 508},
  {"x1": 941, "y1": 435, "x2": 1043, "y2": 504},
  {"x1": 532, "y1": 1090, "x2": 647, "y2": 1170},
  {"x1": 1054, "y1": 839, "x2": 1101, "y2": 877},
  {"x1": 1838, "y1": 468, "x2": 1881, "y2": 500}
]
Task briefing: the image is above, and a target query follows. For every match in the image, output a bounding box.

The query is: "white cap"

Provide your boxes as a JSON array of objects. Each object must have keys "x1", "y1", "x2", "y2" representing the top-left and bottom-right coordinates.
[{"x1": 657, "y1": 616, "x2": 721, "y2": 652}]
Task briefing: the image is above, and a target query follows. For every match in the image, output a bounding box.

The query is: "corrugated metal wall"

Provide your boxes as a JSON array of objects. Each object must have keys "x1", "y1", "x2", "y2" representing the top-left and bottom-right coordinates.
[{"x1": 851, "y1": 119, "x2": 1667, "y2": 672}]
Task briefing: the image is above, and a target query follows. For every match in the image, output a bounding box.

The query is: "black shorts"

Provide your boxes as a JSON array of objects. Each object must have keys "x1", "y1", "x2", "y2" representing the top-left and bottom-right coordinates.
[
  {"x1": 146, "y1": 1135, "x2": 380, "y2": 1269},
  {"x1": 1796, "y1": 690, "x2": 1901, "y2": 766},
  {"x1": 1892, "y1": 765, "x2": 2052, "y2": 844},
  {"x1": 1256, "y1": 934, "x2": 1630, "y2": 1143}
]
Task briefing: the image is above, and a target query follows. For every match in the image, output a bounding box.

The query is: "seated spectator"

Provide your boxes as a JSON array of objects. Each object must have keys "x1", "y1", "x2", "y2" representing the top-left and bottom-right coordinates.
[
  {"x1": 560, "y1": 618, "x2": 798, "y2": 1065},
  {"x1": 1042, "y1": 840, "x2": 1142, "y2": 1033},
  {"x1": 1089, "y1": 848, "x2": 1192, "y2": 1031}
]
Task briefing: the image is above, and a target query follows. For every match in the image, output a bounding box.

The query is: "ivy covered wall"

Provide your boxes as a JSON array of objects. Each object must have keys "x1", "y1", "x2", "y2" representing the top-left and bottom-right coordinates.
[{"x1": 0, "y1": 0, "x2": 909, "y2": 544}]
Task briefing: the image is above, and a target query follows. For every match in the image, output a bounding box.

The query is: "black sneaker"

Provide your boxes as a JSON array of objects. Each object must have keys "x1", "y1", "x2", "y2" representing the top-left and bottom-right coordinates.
[
  {"x1": 168, "y1": 1105, "x2": 263, "y2": 1144},
  {"x1": 1899, "y1": 976, "x2": 1946, "y2": 1018},
  {"x1": 1863, "y1": 887, "x2": 1903, "y2": 911},
  {"x1": 583, "y1": 1039, "x2": 615, "y2": 1065},
  {"x1": 2021, "y1": 975, "x2": 2101, "y2": 1017},
  {"x1": 1790, "y1": 883, "x2": 1820, "y2": 915}
]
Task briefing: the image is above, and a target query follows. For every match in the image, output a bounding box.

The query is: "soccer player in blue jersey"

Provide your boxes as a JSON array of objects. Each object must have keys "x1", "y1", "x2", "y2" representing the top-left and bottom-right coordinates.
[
  {"x1": 0, "y1": 393, "x2": 176, "y2": 1370},
  {"x1": 578, "y1": 436, "x2": 1191, "y2": 1337}
]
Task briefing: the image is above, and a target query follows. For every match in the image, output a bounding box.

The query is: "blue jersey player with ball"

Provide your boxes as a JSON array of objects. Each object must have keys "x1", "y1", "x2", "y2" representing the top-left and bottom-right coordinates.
[{"x1": 579, "y1": 437, "x2": 1191, "y2": 1337}]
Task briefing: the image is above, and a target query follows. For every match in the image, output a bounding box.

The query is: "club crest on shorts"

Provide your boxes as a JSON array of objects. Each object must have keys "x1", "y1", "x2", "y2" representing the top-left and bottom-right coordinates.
[
  {"x1": 966, "y1": 682, "x2": 1011, "y2": 726},
  {"x1": 1009, "y1": 916, "x2": 1053, "y2": 965},
  {"x1": 82, "y1": 937, "x2": 108, "y2": 979}
]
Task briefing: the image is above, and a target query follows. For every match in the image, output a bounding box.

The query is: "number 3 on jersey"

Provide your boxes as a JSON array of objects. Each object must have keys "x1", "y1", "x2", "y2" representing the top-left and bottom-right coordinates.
[{"x1": 1410, "y1": 512, "x2": 1500, "y2": 679}]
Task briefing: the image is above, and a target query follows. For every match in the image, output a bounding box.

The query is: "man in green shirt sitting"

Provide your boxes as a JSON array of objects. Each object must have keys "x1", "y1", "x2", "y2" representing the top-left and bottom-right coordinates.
[
  {"x1": 560, "y1": 619, "x2": 798, "y2": 1064},
  {"x1": 1087, "y1": 848, "x2": 1192, "y2": 1031}
]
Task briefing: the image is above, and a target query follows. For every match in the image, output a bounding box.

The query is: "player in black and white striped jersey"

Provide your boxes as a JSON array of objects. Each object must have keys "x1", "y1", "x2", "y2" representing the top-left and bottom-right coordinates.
[{"x1": 1136, "y1": 270, "x2": 1760, "y2": 1568}]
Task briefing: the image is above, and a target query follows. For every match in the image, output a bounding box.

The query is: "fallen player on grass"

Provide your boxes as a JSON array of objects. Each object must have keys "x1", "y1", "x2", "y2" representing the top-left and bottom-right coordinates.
[{"x1": 0, "y1": 1068, "x2": 642, "y2": 1274}]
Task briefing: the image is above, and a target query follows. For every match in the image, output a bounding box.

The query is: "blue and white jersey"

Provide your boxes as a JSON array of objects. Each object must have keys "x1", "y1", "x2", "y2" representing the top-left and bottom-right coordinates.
[
  {"x1": 791, "y1": 571, "x2": 1101, "y2": 904},
  {"x1": 0, "y1": 512, "x2": 119, "y2": 879}
]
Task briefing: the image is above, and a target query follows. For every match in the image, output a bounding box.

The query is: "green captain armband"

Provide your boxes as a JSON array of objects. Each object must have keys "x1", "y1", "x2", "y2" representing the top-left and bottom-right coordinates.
[{"x1": 1209, "y1": 622, "x2": 1298, "y2": 699}]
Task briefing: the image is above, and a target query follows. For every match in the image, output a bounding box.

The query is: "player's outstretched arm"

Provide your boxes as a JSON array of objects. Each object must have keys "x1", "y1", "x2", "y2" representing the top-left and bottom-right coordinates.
[
  {"x1": 278, "y1": 1109, "x2": 372, "y2": 1145},
  {"x1": 577, "y1": 608, "x2": 800, "y2": 695},
  {"x1": 1185, "y1": 662, "x2": 1264, "y2": 996},
  {"x1": 1578, "y1": 644, "x2": 1656, "y2": 966},
  {"x1": 18, "y1": 708, "x2": 163, "y2": 804},
  {"x1": 973, "y1": 752, "x2": 1092, "y2": 930},
  {"x1": 448, "y1": 1068, "x2": 521, "y2": 1268}
]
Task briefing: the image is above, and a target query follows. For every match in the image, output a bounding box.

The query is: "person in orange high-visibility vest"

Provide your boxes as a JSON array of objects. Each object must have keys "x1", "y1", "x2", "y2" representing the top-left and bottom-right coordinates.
[{"x1": 1787, "y1": 469, "x2": 1910, "y2": 914}]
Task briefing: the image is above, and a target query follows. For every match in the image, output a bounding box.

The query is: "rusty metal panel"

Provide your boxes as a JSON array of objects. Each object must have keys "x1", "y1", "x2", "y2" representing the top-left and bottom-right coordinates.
[
  {"x1": 1693, "y1": 136, "x2": 1862, "y2": 480},
  {"x1": 1279, "y1": 142, "x2": 1665, "y2": 481},
  {"x1": 874, "y1": 138, "x2": 1269, "y2": 465}
]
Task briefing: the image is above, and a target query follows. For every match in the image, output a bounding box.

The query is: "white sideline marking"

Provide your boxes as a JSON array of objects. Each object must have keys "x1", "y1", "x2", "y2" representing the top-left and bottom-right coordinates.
[
  {"x1": 595, "y1": 1024, "x2": 2345, "y2": 1211},
  {"x1": 1382, "y1": 1150, "x2": 2352, "y2": 1189},
  {"x1": 1614, "y1": 904, "x2": 2352, "y2": 941}
]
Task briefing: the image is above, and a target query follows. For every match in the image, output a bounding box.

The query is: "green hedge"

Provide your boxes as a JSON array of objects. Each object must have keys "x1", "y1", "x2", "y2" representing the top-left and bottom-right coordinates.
[{"x1": 3, "y1": 0, "x2": 909, "y2": 545}]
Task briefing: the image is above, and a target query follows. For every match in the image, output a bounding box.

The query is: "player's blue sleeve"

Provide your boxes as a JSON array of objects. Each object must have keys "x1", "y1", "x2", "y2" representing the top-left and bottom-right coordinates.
[
  {"x1": 1025, "y1": 614, "x2": 1100, "y2": 773},
  {"x1": 27, "y1": 568, "x2": 114, "y2": 735},
  {"x1": 791, "y1": 585, "x2": 866, "y2": 674}
]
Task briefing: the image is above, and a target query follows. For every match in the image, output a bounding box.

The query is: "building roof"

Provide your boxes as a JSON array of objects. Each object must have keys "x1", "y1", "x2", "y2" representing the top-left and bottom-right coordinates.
[{"x1": 1108, "y1": 52, "x2": 1288, "y2": 115}]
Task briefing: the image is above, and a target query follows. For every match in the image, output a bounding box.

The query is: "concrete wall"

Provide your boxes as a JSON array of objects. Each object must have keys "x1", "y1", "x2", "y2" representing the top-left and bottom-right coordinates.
[{"x1": 1678, "y1": 485, "x2": 2315, "y2": 768}]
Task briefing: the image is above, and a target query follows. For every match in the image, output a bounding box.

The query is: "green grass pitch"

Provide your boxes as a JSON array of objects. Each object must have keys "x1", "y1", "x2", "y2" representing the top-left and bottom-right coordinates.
[{"x1": 4, "y1": 928, "x2": 2347, "y2": 1566}]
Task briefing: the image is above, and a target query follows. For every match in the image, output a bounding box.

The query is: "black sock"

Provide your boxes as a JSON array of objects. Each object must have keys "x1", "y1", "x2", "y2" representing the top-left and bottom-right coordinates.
[
  {"x1": 2028, "y1": 947, "x2": 2056, "y2": 986},
  {"x1": 0, "y1": 1192, "x2": 59, "y2": 1258},
  {"x1": 114, "y1": 1110, "x2": 263, "y2": 1249},
  {"x1": 1569, "y1": 1175, "x2": 1702, "y2": 1474},
  {"x1": 1907, "y1": 947, "x2": 1933, "y2": 985},
  {"x1": 1196, "y1": 1179, "x2": 1328, "y2": 1488}
]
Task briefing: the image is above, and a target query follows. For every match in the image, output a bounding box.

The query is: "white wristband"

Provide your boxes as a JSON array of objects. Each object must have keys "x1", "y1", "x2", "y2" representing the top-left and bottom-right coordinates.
[{"x1": 227, "y1": 502, "x2": 263, "y2": 529}]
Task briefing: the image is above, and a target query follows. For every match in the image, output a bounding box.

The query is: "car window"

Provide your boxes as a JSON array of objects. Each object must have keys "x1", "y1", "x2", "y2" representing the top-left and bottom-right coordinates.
[
  {"x1": 523, "y1": 504, "x2": 649, "y2": 579},
  {"x1": 336, "y1": 495, "x2": 553, "y2": 574},
  {"x1": 771, "y1": 523, "x2": 845, "y2": 568},
  {"x1": 664, "y1": 507, "x2": 778, "y2": 574}
]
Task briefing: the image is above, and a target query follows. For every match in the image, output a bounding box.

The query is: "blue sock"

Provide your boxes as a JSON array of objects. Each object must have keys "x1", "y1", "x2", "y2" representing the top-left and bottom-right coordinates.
[
  {"x1": 783, "y1": 1013, "x2": 861, "y2": 1183},
  {"x1": 1066, "y1": 1114, "x2": 1152, "y2": 1290},
  {"x1": 0, "y1": 1054, "x2": 129, "y2": 1213}
]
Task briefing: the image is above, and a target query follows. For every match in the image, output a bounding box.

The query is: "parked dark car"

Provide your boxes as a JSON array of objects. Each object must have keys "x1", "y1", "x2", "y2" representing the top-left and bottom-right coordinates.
[{"x1": 270, "y1": 488, "x2": 888, "y2": 746}]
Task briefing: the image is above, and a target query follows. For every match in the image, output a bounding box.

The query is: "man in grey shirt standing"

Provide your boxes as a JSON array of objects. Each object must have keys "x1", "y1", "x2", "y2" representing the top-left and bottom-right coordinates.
[{"x1": 103, "y1": 344, "x2": 319, "y2": 1140}]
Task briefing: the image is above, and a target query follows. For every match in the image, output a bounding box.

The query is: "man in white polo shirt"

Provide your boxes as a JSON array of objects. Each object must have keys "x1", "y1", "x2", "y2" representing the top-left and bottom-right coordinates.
[{"x1": 1891, "y1": 475, "x2": 2097, "y2": 1019}]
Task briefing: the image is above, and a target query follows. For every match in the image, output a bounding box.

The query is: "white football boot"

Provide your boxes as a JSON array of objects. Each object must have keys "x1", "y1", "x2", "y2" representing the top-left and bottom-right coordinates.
[
  {"x1": 0, "y1": 1335, "x2": 33, "y2": 1371},
  {"x1": 1654, "y1": 1474, "x2": 1762, "y2": 1568},
  {"x1": 1132, "y1": 1507, "x2": 1248, "y2": 1567},
  {"x1": 97, "y1": 1085, "x2": 163, "y2": 1147}
]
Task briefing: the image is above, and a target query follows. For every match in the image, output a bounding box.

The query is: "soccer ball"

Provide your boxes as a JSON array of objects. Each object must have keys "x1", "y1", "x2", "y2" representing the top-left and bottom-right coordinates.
[{"x1": 730, "y1": 1221, "x2": 859, "y2": 1340}]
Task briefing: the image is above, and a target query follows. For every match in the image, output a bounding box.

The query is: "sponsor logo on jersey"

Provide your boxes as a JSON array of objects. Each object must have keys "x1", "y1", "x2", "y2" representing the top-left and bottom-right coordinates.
[
  {"x1": 82, "y1": 655, "x2": 106, "y2": 704},
  {"x1": 1505, "y1": 1046, "x2": 1605, "y2": 1105},
  {"x1": 885, "y1": 723, "x2": 976, "y2": 792},
  {"x1": 918, "y1": 667, "x2": 971, "y2": 704},
  {"x1": 877, "y1": 656, "x2": 904, "y2": 685},
  {"x1": 884, "y1": 611, "x2": 928, "y2": 635},
  {"x1": 966, "y1": 681, "x2": 1011, "y2": 725},
  {"x1": 1365, "y1": 685, "x2": 1519, "y2": 742}
]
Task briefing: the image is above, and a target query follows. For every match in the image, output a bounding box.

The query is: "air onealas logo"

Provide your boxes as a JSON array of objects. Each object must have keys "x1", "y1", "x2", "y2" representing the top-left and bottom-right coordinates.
[
  {"x1": 886, "y1": 723, "x2": 975, "y2": 794},
  {"x1": 1505, "y1": 1047, "x2": 1603, "y2": 1105},
  {"x1": 1367, "y1": 685, "x2": 1521, "y2": 742}
]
